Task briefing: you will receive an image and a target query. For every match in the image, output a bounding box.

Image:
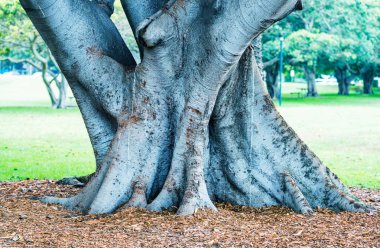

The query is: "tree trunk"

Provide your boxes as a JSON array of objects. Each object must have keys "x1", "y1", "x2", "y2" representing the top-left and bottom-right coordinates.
[
  {"x1": 265, "y1": 64, "x2": 279, "y2": 98},
  {"x1": 21, "y1": 0, "x2": 372, "y2": 216},
  {"x1": 335, "y1": 67, "x2": 351, "y2": 95},
  {"x1": 41, "y1": 63, "x2": 59, "y2": 107},
  {"x1": 55, "y1": 75, "x2": 68, "y2": 109},
  {"x1": 362, "y1": 65, "x2": 375, "y2": 95},
  {"x1": 303, "y1": 65, "x2": 318, "y2": 97}
]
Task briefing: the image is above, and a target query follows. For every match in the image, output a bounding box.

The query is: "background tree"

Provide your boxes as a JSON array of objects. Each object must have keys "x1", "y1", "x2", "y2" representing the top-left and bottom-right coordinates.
[
  {"x1": 0, "y1": 0, "x2": 142, "y2": 108},
  {"x1": 262, "y1": 0, "x2": 379, "y2": 96},
  {"x1": 261, "y1": 16, "x2": 293, "y2": 98},
  {"x1": 262, "y1": 40, "x2": 280, "y2": 98},
  {"x1": 0, "y1": 0, "x2": 68, "y2": 108},
  {"x1": 315, "y1": 0, "x2": 380, "y2": 95},
  {"x1": 355, "y1": 0, "x2": 380, "y2": 94},
  {"x1": 20, "y1": 0, "x2": 373, "y2": 216},
  {"x1": 264, "y1": 0, "x2": 333, "y2": 97},
  {"x1": 285, "y1": 30, "x2": 336, "y2": 97}
]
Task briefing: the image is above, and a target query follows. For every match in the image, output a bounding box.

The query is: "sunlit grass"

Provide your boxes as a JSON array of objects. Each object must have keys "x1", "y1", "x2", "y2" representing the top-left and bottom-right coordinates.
[
  {"x1": 278, "y1": 105, "x2": 380, "y2": 189},
  {"x1": 0, "y1": 77, "x2": 379, "y2": 188},
  {"x1": 0, "y1": 107, "x2": 95, "y2": 181}
]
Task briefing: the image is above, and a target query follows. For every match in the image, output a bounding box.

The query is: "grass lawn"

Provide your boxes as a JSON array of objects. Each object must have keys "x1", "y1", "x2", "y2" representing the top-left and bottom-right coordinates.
[
  {"x1": 0, "y1": 107, "x2": 95, "y2": 181},
  {"x1": 0, "y1": 77, "x2": 379, "y2": 188}
]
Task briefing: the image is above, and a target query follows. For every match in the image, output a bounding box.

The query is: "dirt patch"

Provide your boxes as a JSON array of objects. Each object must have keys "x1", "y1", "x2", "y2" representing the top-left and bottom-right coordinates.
[{"x1": 0, "y1": 180, "x2": 379, "y2": 247}]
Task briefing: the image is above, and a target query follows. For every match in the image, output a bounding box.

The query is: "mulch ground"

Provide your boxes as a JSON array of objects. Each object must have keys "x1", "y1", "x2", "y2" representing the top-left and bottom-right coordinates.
[{"x1": 0, "y1": 181, "x2": 379, "y2": 247}]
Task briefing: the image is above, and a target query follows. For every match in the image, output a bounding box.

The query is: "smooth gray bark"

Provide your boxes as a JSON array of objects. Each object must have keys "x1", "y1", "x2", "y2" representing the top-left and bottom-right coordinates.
[{"x1": 21, "y1": 0, "x2": 373, "y2": 216}]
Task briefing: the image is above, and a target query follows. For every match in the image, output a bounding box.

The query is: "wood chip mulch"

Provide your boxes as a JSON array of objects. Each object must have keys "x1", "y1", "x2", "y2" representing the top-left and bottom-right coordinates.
[{"x1": 0, "y1": 180, "x2": 379, "y2": 247}]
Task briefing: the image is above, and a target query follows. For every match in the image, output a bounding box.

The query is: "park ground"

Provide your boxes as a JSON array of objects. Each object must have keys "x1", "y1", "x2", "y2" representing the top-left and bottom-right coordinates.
[
  {"x1": 0, "y1": 181, "x2": 379, "y2": 247},
  {"x1": 1, "y1": 75, "x2": 380, "y2": 188},
  {"x1": 0, "y1": 75, "x2": 379, "y2": 247}
]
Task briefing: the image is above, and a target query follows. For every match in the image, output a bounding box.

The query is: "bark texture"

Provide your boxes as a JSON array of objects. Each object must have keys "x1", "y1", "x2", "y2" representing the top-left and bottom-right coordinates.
[{"x1": 21, "y1": 0, "x2": 373, "y2": 216}]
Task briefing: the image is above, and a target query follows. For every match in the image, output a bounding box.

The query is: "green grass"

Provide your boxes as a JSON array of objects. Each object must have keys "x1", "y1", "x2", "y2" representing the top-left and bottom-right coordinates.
[
  {"x1": 0, "y1": 107, "x2": 95, "y2": 181},
  {"x1": 279, "y1": 82, "x2": 380, "y2": 106},
  {"x1": 278, "y1": 105, "x2": 380, "y2": 189},
  {"x1": 0, "y1": 77, "x2": 379, "y2": 188}
]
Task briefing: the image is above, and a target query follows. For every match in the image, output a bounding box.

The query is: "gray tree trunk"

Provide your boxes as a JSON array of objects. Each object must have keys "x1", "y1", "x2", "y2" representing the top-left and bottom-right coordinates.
[
  {"x1": 55, "y1": 76, "x2": 68, "y2": 109},
  {"x1": 264, "y1": 63, "x2": 279, "y2": 98},
  {"x1": 362, "y1": 65, "x2": 375, "y2": 95},
  {"x1": 303, "y1": 65, "x2": 318, "y2": 97},
  {"x1": 335, "y1": 67, "x2": 352, "y2": 96},
  {"x1": 21, "y1": 0, "x2": 373, "y2": 216}
]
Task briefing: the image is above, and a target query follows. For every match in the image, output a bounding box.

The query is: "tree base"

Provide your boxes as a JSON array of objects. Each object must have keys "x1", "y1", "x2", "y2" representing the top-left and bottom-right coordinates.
[
  {"x1": 37, "y1": 50, "x2": 374, "y2": 215},
  {"x1": 23, "y1": 0, "x2": 375, "y2": 216}
]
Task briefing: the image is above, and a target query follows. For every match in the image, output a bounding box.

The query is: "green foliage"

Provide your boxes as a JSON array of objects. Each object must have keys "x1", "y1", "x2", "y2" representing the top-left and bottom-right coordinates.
[
  {"x1": 0, "y1": 0, "x2": 39, "y2": 59},
  {"x1": 262, "y1": 0, "x2": 380, "y2": 81},
  {"x1": 111, "y1": 2, "x2": 139, "y2": 57},
  {"x1": 0, "y1": 0, "x2": 139, "y2": 62},
  {"x1": 285, "y1": 30, "x2": 337, "y2": 68}
]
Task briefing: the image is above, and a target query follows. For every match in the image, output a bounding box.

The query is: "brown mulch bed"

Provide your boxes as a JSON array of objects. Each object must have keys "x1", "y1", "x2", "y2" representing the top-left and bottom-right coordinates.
[{"x1": 0, "y1": 181, "x2": 379, "y2": 247}]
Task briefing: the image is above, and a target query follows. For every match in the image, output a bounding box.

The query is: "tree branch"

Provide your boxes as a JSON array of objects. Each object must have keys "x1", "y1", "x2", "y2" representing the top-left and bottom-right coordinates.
[
  {"x1": 120, "y1": 0, "x2": 168, "y2": 56},
  {"x1": 0, "y1": 38, "x2": 30, "y2": 49},
  {"x1": 30, "y1": 35, "x2": 48, "y2": 64},
  {"x1": 0, "y1": 56, "x2": 29, "y2": 65},
  {"x1": 19, "y1": 0, "x2": 134, "y2": 167},
  {"x1": 96, "y1": 0, "x2": 115, "y2": 16},
  {"x1": 120, "y1": 0, "x2": 168, "y2": 34},
  {"x1": 264, "y1": 57, "x2": 280, "y2": 69},
  {"x1": 20, "y1": 0, "x2": 136, "y2": 117},
  {"x1": 346, "y1": 62, "x2": 359, "y2": 75}
]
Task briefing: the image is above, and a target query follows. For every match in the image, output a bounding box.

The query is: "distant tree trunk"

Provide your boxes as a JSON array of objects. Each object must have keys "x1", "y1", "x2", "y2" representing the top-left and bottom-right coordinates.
[
  {"x1": 263, "y1": 54, "x2": 280, "y2": 99},
  {"x1": 303, "y1": 64, "x2": 318, "y2": 97},
  {"x1": 41, "y1": 62, "x2": 58, "y2": 107},
  {"x1": 30, "y1": 35, "x2": 68, "y2": 109},
  {"x1": 22, "y1": 0, "x2": 372, "y2": 216},
  {"x1": 335, "y1": 67, "x2": 351, "y2": 95},
  {"x1": 362, "y1": 65, "x2": 375, "y2": 95},
  {"x1": 55, "y1": 76, "x2": 68, "y2": 109},
  {"x1": 265, "y1": 64, "x2": 279, "y2": 98},
  {"x1": 254, "y1": 36, "x2": 278, "y2": 99}
]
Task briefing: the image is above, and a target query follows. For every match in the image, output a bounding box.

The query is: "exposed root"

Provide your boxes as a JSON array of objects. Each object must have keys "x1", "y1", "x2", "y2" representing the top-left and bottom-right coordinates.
[
  {"x1": 324, "y1": 181, "x2": 375, "y2": 213},
  {"x1": 147, "y1": 178, "x2": 216, "y2": 215},
  {"x1": 123, "y1": 182, "x2": 148, "y2": 208},
  {"x1": 34, "y1": 196, "x2": 67, "y2": 205},
  {"x1": 147, "y1": 181, "x2": 181, "y2": 212},
  {"x1": 207, "y1": 47, "x2": 374, "y2": 215},
  {"x1": 57, "y1": 177, "x2": 85, "y2": 187},
  {"x1": 177, "y1": 189, "x2": 217, "y2": 216},
  {"x1": 76, "y1": 173, "x2": 95, "y2": 184},
  {"x1": 283, "y1": 173, "x2": 314, "y2": 215},
  {"x1": 57, "y1": 172, "x2": 95, "y2": 187}
]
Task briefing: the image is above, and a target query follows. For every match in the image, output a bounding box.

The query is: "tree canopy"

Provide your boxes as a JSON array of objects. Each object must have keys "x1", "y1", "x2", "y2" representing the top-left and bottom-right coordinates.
[{"x1": 262, "y1": 0, "x2": 380, "y2": 96}]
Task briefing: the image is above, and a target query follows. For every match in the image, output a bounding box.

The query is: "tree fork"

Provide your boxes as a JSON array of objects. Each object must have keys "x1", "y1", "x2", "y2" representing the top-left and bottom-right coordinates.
[{"x1": 21, "y1": 0, "x2": 374, "y2": 215}]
